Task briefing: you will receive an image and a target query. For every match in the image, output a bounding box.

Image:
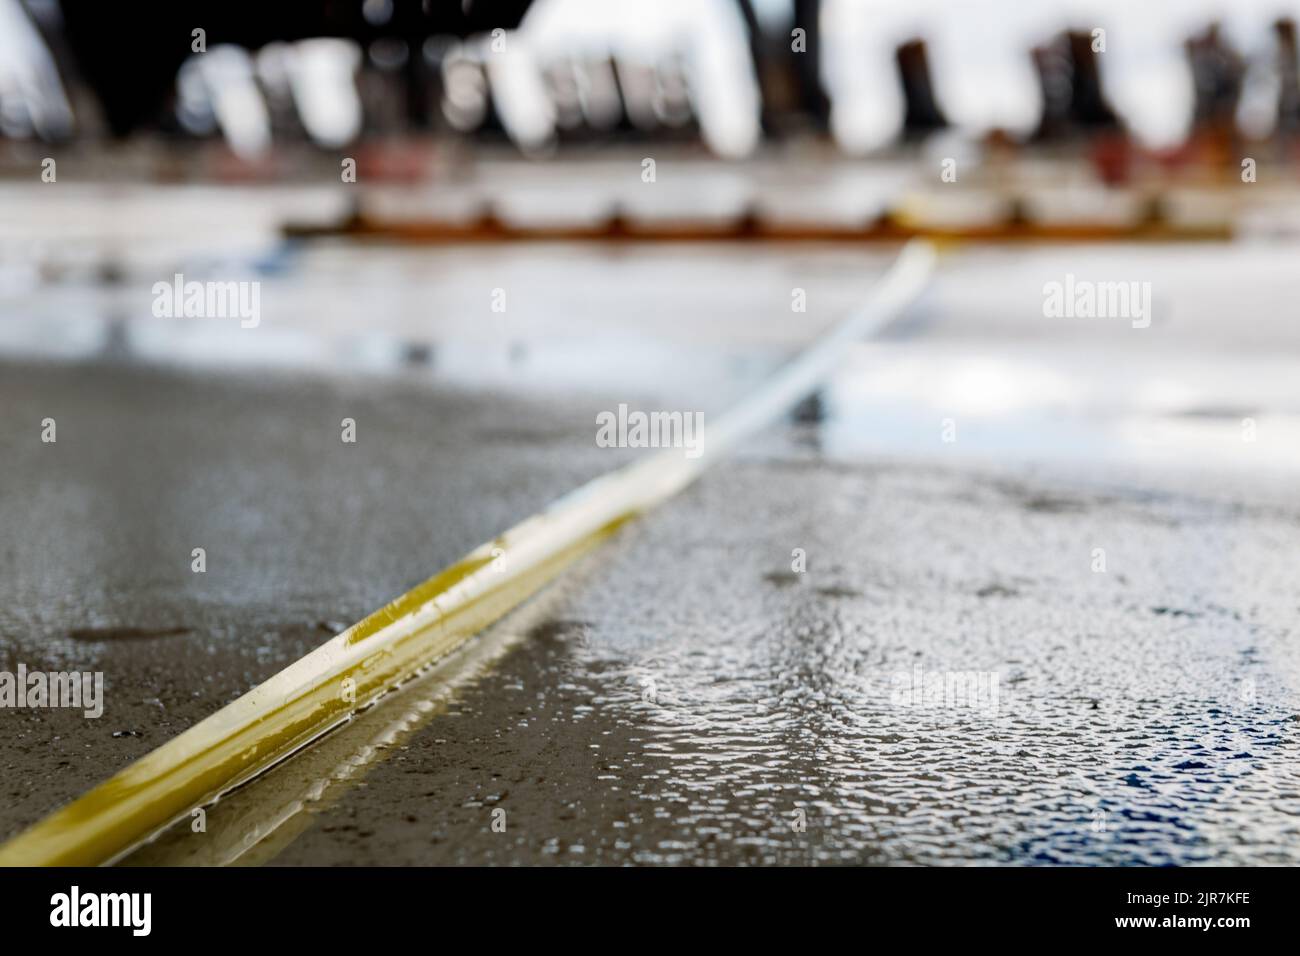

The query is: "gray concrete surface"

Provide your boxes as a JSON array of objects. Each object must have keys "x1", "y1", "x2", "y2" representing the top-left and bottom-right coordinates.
[
  {"x1": 0, "y1": 358, "x2": 648, "y2": 842},
  {"x1": 1, "y1": 233, "x2": 1298, "y2": 864},
  {"x1": 255, "y1": 437, "x2": 1300, "y2": 865}
]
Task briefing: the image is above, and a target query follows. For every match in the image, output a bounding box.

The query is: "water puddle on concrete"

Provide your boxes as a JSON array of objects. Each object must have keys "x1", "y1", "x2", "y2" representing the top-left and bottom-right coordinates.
[
  {"x1": 246, "y1": 456, "x2": 1300, "y2": 866},
  {"x1": 812, "y1": 341, "x2": 1300, "y2": 475}
]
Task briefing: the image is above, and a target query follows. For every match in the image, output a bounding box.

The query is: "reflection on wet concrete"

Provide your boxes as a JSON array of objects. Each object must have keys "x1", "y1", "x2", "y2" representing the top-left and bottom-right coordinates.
[
  {"x1": 4, "y1": 239, "x2": 1299, "y2": 864},
  {"x1": 819, "y1": 343, "x2": 1300, "y2": 474},
  {"x1": 0, "y1": 358, "x2": 642, "y2": 841},
  {"x1": 268, "y1": 456, "x2": 1299, "y2": 866},
  {"x1": 119, "y1": 557, "x2": 606, "y2": 867}
]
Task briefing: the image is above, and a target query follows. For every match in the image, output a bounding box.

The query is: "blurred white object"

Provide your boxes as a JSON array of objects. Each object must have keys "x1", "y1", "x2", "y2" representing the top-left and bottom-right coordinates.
[
  {"x1": 1056, "y1": 0, "x2": 1300, "y2": 148},
  {"x1": 818, "y1": 0, "x2": 1300, "y2": 151},
  {"x1": 286, "y1": 38, "x2": 363, "y2": 149},
  {"x1": 180, "y1": 38, "x2": 360, "y2": 154},
  {"x1": 0, "y1": 0, "x2": 73, "y2": 139},
  {"x1": 188, "y1": 45, "x2": 272, "y2": 158},
  {"x1": 483, "y1": 34, "x2": 556, "y2": 154},
  {"x1": 1229, "y1": 0, "x2": 1300, "y2": 140},
  {"x1": 439, "y1": 46, "x2": 490, "y2": 131},
  {"x1": 1091, "y1": 0, "x2": 1198, "y2": 149},
  {"x1": 517, "y1": 0, "x2": 761, "y2": 158},
  {"x1": 820, "y1": 0, "x2": 909, "y2": 153},
  {"x1": 822, "y1": 0, "x2": 1060, "y2": 152}
]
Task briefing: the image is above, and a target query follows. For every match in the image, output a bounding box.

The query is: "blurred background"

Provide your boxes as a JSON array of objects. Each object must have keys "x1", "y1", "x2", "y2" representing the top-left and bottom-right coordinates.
[
  {"x1": 11, "y1": 0, "x2": 1300, "y2": 159},
  {"x1": 6, "y1": 0, "x2": 1300, "y2": 369},
  {"x1": 5, "y1": 0, "x2": 1300, "y2": 449},
  {"x1": 8, "y1": 1, "x2": 1300, "y2": 209},
  {"x1": 3, "y1": 0, "x2": 1300, "y2": 866}
]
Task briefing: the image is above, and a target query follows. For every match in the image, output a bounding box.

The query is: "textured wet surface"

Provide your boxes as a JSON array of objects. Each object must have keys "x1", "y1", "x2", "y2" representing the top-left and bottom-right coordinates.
[
  {"x1": 266, "y1": 451, "x2": 1300, "y2": 866},
  {"x1": 3, "y1": 239, "x2": 1299, "y2": 864},
  {"x1": 0, "y1": 358, "x2": 649, "y2": 841}
]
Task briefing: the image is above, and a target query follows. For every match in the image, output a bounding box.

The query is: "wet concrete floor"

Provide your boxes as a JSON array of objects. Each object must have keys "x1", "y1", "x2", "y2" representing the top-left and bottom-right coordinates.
[
  {"x1": 261, "y1": 447, "x2": 1300, "y2": 865},
  {"x1": 2, "y1": 241, "x2": 1298, "y2": 864}
]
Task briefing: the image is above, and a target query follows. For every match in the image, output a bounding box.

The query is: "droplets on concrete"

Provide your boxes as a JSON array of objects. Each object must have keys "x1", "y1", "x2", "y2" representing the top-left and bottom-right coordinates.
[
  {"x1": 265, "y1": 452, "x2": 1299, "y2": 866},
  {"x1": 468, "y1": 460, "x2": 1300, "y2": 865}
]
